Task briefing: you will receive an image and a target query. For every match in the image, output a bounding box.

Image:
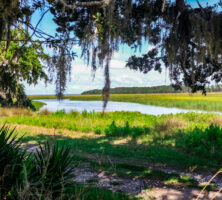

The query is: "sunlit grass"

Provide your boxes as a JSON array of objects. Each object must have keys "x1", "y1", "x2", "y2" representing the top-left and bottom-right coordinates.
[
  {"x1": 1, "y1": 110, "x2": 222, "y2": 170},
  {"x1": 0, "y1": 110, "x2": 217, "y2": 134}
]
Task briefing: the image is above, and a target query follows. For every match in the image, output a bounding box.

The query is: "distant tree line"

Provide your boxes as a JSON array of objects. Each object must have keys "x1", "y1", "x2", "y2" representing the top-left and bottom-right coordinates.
[{"x1": 82, "y1": 85, "x2": 222, "y2": 95}]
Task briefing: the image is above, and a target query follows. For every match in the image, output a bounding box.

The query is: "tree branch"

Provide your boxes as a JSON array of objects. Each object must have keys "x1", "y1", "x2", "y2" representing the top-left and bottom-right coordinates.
[{"x1": 56, "y1": 0, "x2": 112, "y2": 10}]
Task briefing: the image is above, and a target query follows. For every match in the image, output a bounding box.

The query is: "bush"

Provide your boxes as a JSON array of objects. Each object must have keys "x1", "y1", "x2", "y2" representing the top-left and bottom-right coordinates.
[
  {"x1": 39, "y1": 108, "x2": 52, "y2": 115},
  {"x1": 177, "y1": 124, "x2": 222, "y2": 160},
  {"x1": 82, "y1": 109, "x2": 95, "y2": 118},
  {"x1": 69, "y1": 110, "x2": 79, "y2": 117},
  {"x1": 0, "y1": 125, "x2": 75, "y2": 199},
  {"x1": 104, "y1": 121, "x2": 150, "y2": 138},
  {"x1": 27, "y1": 141, "x2": 75, "y2": 199},
  {"x1": 54, "y1": 109, "x2": 66, "y2": 116},
  {"x1": 94, "y1": 126, "x2": 102, "y2": 135},
  {"x1": 0, "y1": 125, "x2": 26, "y2": 199}
]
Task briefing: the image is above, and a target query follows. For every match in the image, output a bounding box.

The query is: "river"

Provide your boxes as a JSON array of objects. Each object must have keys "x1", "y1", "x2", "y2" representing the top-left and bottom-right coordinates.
[{"x1": 37, "y1": 99, "x2": 212, "y2": 115}]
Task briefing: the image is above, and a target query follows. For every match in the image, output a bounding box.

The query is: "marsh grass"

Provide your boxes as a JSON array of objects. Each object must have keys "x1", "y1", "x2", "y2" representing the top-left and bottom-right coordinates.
[
  {"x1": 1, "y1": 110, "x2": 218, "y2": 135},
  {"x1": 155, "y1": 117, "x2": 186, "y2": 133},
  {"x1": 1, "y1": 110, "x2": 222, "y2": 180},
  {"x1": 210, "y1": 116, "x2": 222, "y2": 127},
  {"x1": 39, "y1": 108, "x2": 52, "y2": 115},
  {"x1": 31, "y1": 100, "x2": 46, "y2": 111},
  {"x1": 0, "y1": 107, "x2": 34, "y2": 117},
  {"x1": 59, "y1": 93, "x2": 222, "y2": 112}
]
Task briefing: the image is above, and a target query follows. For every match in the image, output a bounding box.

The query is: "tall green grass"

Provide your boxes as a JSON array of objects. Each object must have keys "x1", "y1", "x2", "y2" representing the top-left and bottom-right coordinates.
[
  {"x1": 31, "y1": 100, "x2": 46, "y2": 111},
  {"x1": 1, "y1": 110, "x2": 217, "y2": 134},
  {"x1": 1, "y1": 110, "x2": 222, "y2": 170}
]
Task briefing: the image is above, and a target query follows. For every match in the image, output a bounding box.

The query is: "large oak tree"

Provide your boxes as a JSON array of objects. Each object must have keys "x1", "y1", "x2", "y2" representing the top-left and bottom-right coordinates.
[{"x1": 0, "y1": 0, "x2": 222, "y2": 109}]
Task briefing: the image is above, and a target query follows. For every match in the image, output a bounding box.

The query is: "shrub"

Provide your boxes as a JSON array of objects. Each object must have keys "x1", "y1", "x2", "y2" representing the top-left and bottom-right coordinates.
[
  {"x1": 82, "y1": 109, "x2": 95, "y2": 118},
  {"x1": 210, "y1": 116, "x2": 222, "y2": 127},
  {"x1": 176, "y1": 124, "x2": 222, "y2": 161},
  {"x1": 94, "y1": 126, "x2": 102, "y2": 135},
  {"x1": 0, "y1": 125, "x2": 75, "y2": 199},
  {"x1": 69, "y1": 110, "x2": 79, "y2": 117},
  {"x1": 155, "y1": 117, "x2": 185, "y2": 133},
  {"x1": 0, "y1": 125, "x2": 26, "y2": 199},
  {"x1": 27, "y1": 141, "x2": 75, "y2": 199},
  {"x1": 104, "y1": 121, "x2": 150, "y2": 138},
  {"x1": 82, "y1": 109, "x2": 88, "y2": 118},
  {"x1": 54, "y1": 109, "x2": 66, "y2": 116},
  {"x1": 39, "y1": 108, "x2": 52, "y2": 115}
]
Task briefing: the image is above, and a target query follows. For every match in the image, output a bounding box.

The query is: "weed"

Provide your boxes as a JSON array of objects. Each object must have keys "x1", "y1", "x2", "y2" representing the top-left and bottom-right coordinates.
[
  {"x1": 176, "y1": 125, "x2": 222, "y2": 161},
  {"x1": 104, "y1": 121, "x2": 150, "y2": 138},
  {"x1": 155, "y1": 117, "x2": 186, "y2": 133},
  {"x1": 39, "y1": 108, "x2": 52, "y2": 115},
  {"x1": 54, "y1": 109, "x2": 66, "y2": 116},
  {"x1": 0, "y1": 108, "x2": 33, "y2": 117},
  {"x1": 94, "y1": 126, "x2": 102, "y2": 135}
]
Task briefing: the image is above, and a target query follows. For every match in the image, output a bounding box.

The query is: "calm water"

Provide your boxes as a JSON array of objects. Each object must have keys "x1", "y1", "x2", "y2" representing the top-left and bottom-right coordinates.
[{"x1": 37, "y1": 99, "x2": 211, "y2": 116}]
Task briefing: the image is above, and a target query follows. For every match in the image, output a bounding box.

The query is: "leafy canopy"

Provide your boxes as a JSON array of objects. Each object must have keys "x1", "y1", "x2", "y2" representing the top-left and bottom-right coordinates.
[
  {"x1": 0, "y1": 0, "x2": 222, "y2": 109},
  {"x1": 0, "y1": 28, "x2": 48, "y2": 108}
]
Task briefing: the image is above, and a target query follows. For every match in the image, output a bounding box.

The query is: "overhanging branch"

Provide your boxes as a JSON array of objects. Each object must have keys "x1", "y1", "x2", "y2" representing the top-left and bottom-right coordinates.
[{"x1": 56, "y1": 0, "x2": 112, "y2": 10}]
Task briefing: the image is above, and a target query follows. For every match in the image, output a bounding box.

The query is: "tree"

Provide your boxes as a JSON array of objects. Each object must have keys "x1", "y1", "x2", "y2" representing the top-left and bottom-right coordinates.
[
  {"x1": 0, "y1": 28, "x2": 48, "y2": 109},
  {"x1": 0, "y1": 0, "x2": 222, "y2": 110}
]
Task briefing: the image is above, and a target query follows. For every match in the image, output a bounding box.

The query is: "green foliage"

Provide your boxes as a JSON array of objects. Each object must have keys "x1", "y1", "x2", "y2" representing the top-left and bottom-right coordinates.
[
  {"x1": 54, "y1": 109, "x2": 66, "y2": 116},
  {"x1": 0, "y1": 125, "x2": 26, "y2": 199},
  {"x1": 104, "y1": 120, "x2": 150, "y2": 138},
  {"x1": 0, "y1": 124, "x2": 142, "y2": 199},
  {"x1": 0, "y1": 28, "x2": 48, "y2": 109},
  {"x1": 28, "y1": 141, "x2": 75, "y2": 199},
  {"x1": 31, "y1": 101, "x2": 46, "y2": 111},
  {"x1": 3, "y1": 111, "x2": 222, "y2": 169},
  {"x1": 0, "y1": 125, "x2": 76, "y2": 199},
  {"x1": 94, "y1": 126, "x2": 102, "y2": 135},
  {"x1": 82, "y1": 109, "x2": 96, "y2": 118},
  {"x1": 177, "y1": 125, "x2": 222, "y2": 161},
  {"x1": 82, "y1": 85, "x2": 190, "y2": 94},
  {"x1": 1, "y1": 0, "x2": 222, "y2": 100}
]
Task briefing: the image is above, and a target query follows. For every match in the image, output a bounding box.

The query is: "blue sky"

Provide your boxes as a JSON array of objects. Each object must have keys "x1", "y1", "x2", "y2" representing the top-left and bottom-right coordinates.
[{"x1": 25, "y1": 0, "x2": 220, "y2": 95}]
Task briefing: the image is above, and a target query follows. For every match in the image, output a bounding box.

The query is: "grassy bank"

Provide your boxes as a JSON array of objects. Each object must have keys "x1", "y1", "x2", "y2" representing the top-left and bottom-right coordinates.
[
  {"x1": 1, "y1": 110, "x2": 222, "y2": 170},
  {"x1": 32, "y1": 100, "x2": 46, "y2": 111},
  {"x1": 1, "y1": 108, "x2": 222, "y2": 198},
  {"x1": 69, "y1": 93, "x2": 222, "y2": 112},
  {"x1": 30, "y1": 93, "x2": 222, "y2": 112}
]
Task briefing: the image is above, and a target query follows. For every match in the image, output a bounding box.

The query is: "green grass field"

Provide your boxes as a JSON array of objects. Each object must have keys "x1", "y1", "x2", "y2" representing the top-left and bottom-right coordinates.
[
  {"x1": 1, "y1": 110, "x2": 222, "y2": 170},
  {"x1": 5, "y1": 93, "x2": 222, "y2": 199},
  {"x1": 30, "y1": 93, "x2": 222, "y2": 112}
]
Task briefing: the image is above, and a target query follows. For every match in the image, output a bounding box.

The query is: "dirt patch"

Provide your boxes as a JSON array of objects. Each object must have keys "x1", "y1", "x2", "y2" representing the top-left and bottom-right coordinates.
[
  {"x1": 147, "y1": 187, "x2": 222, "y2": 200},
  {"x1": 7, "y1": 124, "x2": 102, "y2": 139},
  {"x1": 74, "y1": 168, "x2": 152, "y2": 195},
  {"x1": 24, "y1": 144, "x2": 222, "y2": 199},
  {"x1": 72, "y1": 152, "x2": 222, "y2": 189},
  {"x1": 73, "y1": 168, "x2": 222, "y2": 200}
]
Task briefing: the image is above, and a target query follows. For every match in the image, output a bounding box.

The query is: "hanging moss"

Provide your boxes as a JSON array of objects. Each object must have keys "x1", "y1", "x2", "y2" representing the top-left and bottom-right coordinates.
[{"x1": 1, "y1": 0, "x2": 222, "y2": 108}]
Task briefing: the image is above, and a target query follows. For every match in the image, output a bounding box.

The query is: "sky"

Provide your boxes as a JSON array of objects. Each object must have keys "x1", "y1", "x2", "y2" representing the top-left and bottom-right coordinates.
[{"x1": 25, "y1": 0, "x2": 220, "y2": 95}]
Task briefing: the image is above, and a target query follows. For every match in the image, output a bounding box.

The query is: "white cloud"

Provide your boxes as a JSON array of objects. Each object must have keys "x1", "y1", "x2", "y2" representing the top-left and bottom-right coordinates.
[{"x1": 25, "y1": 46, "x2": 171, "y2": 95}]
